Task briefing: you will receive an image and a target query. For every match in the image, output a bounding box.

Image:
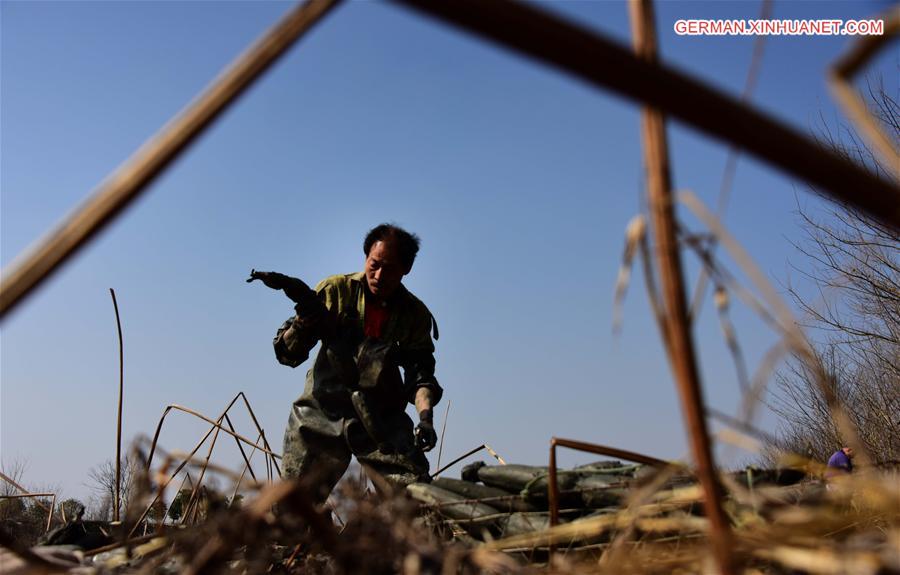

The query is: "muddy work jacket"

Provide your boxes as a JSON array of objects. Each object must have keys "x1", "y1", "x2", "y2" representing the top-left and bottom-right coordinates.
[{"x1": 274, "y1": 272, "x2": 442, "y2": 421}]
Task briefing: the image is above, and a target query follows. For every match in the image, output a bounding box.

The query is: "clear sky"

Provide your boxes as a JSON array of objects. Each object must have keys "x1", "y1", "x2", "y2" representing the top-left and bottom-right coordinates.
[{"x1": 2, "y1": 1, "x2": 896, "y2": 502}]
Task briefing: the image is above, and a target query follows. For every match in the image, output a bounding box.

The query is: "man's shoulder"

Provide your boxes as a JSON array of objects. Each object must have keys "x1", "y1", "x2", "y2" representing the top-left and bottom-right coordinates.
[
  {"x1": 400, "y1": 285, "x2": 433, "y2": 320},
  {"x1": 315, "y1": 272, "x2": 364, "y2": 292}
]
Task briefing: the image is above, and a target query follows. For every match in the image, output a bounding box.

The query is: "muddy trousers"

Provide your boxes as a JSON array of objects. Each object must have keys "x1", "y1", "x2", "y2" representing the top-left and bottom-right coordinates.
[{"x1": 282, "y1": 397, "x2": 430, "y2": 505}]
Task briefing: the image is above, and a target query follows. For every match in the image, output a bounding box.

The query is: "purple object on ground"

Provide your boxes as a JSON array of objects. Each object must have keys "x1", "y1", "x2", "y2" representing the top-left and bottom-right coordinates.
[{"x1": 826, "y1": 449, "x2": 852, "y2": 475}]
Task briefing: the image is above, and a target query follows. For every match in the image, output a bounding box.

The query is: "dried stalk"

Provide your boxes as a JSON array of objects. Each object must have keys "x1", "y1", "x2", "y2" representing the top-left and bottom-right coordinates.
[
  {"x1": 638, "y1": 222, "x2": 670, "y2": 354},
  {"x1": 233, "y1": 392, "x2": 281, "y2": 477},
  {"x1": 129, "y1": 440, "x2": 274, "y2": 538},
  {"x1": 684, "y1": 237, "x2": 782, "y2": 334},
  {"x1": 738, "y1": 342, "x2": 788, "y2": 426},
  {"x1": 689, "y1": 0, "x2": 773, "y2": 320},
  {"x1": 613, "y1": 215, "x2": 649, "y2": 333},
  {"x1": 628, "y1": 1, "x2": 734, "y2": 573},
  {"x1": 436, "y1": 400, "x2": 451, "y2": 474},
  {"x1": 830, "y1": 8, "x2": 900, "y2": 175},
  {"x1": 445, "y1": 509, "x2": 582, "y2": 527},
  {"x1": 484, "y1": 443, "x2": 507, "y2": 465},
  {"x1": 706, "y1": 406, "x2": 780, "y2": 448},
  {"x1": 547, "y1": 436, "x2": 669, "y2": 557},
  {"x1": 435, "y1": 493, "x2": 533, "y2": 508},
  {"x1": 231, "y1": 433, "x2": 262, "y2": 505},
  {"x1": 130, "y1": 422, "x2": 226, "y2": 537},
  {"x1": 685, "y1": 236, "x2": 802, "y2": 439},
  {"x1": 599, "y1": 463, "x2": 683, "y2": 568},
  {"x1": 717, "y1": 428, "x2": 764, "y2": 456},
  {"x1": 153, "y1": 392, "x2": 280, "y2": 524},
  {"x1": 156, "y1": 450, "x2": 261, "y2": 485},
  {"x1": 110, "y1": 288, "x2": 125, "y2": 523},
  {"x1": 159, "y1": 470, "x2": 193, "y2": 531},
  {"x1": 394, "y1": 0, "x2": 900, "y2": 230},
  {"x1": 430, "y1": 445, "x2": 487, "y2": 479},
  {"x1": 182, "y1": 412, "x2": 227, "y2": 525},
  {"x1": 548, "y1": 437, "x2": 669, "y2": 528},
  {"x1": 224, "y1": 413, "x2": 258, "y2": 484},
  {"x1": 483, "y1": 508, "x2": 709, "y2": 551},
  {"x1": 82, "y1": 534, "x2": 162, "y2": 558},
  {"x1": 613, "y1": 213, "x2": 668, "y2": 346},
  {"x1": 147, "y1": 402, "x2": 280, "y2": 469},
  {"x1": 0, "y1": 471, "x2": 54, "y2": 518},
  {"x1": 0, "y1": 493, "x2": 57, "y2": 532},
  {"x1": 712, "y1": 285, "x2": 750, "y2": 394}
]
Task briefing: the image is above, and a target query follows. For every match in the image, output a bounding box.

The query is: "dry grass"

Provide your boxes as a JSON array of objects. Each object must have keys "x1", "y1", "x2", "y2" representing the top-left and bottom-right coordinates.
[{"x1": 5, "y1": 456, "x2": 896, "y2": 574}]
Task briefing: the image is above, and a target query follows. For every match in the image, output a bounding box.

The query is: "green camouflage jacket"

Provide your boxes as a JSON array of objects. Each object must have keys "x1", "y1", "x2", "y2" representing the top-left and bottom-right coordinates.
[{"x1": 274, "y1": 272, "x2": 442, "y2": 413}]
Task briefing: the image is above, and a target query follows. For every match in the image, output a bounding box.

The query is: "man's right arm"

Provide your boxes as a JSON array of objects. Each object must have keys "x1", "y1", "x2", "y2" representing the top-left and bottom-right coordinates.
[
  {"x1": 273, "y1": 279, "x2": 334, "y2": 367},
  {"x1": 273, "y1": 317, "x2": 317, "y2": 367}
]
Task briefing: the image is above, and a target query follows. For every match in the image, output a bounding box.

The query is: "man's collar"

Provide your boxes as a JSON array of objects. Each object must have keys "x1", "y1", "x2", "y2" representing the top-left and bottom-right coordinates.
[{"x1": 351, "y1": 271, "x2": 408, "y2": 304}]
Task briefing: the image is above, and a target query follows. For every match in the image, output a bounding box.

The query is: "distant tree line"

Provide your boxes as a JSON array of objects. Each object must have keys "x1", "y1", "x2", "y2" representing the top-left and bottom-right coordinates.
[
  {"x1": 0, "y1": 459, "x2": 79, "y2": 546},
  {"x1": 1, "y1": 455, "x2": 144, "y2": 546}
]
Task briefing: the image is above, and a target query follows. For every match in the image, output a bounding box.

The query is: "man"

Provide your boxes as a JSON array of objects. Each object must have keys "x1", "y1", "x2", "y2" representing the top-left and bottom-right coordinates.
[
  {"x1": 825, "y1": 446, "x2": 853, "y2": 479},
  {"x1": 250, "y1": 224, "x2": 441, "y2": 504}
]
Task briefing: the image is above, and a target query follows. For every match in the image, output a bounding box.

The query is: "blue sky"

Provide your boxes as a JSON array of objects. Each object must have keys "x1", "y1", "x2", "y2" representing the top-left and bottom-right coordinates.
[{"x1": 2, "y1": 1, "x2": 896, "y2": 501}]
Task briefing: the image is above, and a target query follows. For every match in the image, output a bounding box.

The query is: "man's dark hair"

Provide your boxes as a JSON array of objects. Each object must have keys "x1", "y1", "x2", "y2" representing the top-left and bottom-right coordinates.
[{"x1": 364, "y1": 224, "x2": 421, "y2": 271}]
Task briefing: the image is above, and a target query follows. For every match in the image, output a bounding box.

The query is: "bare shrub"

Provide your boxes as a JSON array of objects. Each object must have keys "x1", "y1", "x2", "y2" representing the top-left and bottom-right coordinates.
[
  {"x1": 769, "y1": 82, "x2": 899, "y2": 465},
  {"x1": 86, "y1": 456, "x2": 137, "y2": 521}
]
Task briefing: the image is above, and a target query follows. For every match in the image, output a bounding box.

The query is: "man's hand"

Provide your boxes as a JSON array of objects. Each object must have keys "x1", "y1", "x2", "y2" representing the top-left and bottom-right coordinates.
[
  {"x1": 247, "y1": 269, "x2": 293, "y2": 290},
  {"x1": 415, "y1": 409, "x2": 437, "y2": 452}
]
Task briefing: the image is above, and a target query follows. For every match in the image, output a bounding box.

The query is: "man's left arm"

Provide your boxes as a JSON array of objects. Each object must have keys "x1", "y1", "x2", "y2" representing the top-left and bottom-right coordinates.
[
  {"x1": 399, "y1": 302, "x2": 442, "y2": 404},
  {"x1": 401, "y1": 305, "x2": 442, "y2": 451},
  {"x1": 414, "y1": 387, "x2": 437, "y2": 452},
  {"x1": 415, "y1": 387, "x2": 434, "y2": 414}
]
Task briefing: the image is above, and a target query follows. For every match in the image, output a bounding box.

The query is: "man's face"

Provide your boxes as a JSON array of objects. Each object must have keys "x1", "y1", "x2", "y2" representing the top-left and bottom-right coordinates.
[
  {"x1": 365, "y1": 240, "x2": 408, "y2": 300},
  {"x1": 843, "y1": 447, "x2": 854, "y2": 458}
]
